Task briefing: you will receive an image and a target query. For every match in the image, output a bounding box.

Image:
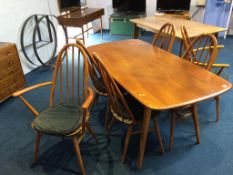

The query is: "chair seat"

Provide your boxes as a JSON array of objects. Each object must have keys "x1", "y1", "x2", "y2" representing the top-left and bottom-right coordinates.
[{"x1": 32, "y1": 104, "x2": 85, "y2": 136}]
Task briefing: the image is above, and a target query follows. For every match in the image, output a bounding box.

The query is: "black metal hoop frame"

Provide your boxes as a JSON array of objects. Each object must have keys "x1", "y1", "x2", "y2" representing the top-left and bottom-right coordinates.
[
  {"x1": 20, "y1": 14, "x2": 61, "y2": 67},
  {"x1": 32, "y1": 15, "x2": 57, "y2": 67}
]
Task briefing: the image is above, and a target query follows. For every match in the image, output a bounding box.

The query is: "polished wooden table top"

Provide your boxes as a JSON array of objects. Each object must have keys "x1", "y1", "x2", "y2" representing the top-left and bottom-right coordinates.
[
  {"x1": 88, "y1": 39, "x2": 231, "y2": 110},
  {"x1": 58, "y1": 8, "x2": 104, "y2": 27},
  {"x1": 131, "y1": 15, "x2": 226, "y2": 39}
]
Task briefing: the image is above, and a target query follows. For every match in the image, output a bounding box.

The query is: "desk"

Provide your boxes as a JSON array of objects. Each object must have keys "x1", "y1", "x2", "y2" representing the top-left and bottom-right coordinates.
[
  {"x1": 130, "y1": 15, "x2": 226, "y2": 39},
  {"x1": 58, "y1": 8, "x2": 104, "y2": 45},
  {"x1": 88, "y1": 39, "x2": 232, "y2": 168}
]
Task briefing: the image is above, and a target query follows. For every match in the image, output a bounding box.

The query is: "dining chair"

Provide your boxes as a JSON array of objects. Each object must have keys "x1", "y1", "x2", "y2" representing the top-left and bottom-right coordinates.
[
  {"x1": 152, "y1": 23, "x2": 176, "y2": 52},
  {"x1": 76, "y1": 39, "x2": 110, "y2": 130},
  {"x1": 169, "y1": 33, "x2": 219, "y2": 150},
  {"x1": 181, "y1": 26, "x2": 229, "y2": 122},
  {"x1": 181, "y1": 26, "x2": 230, "y2": 76},
  {"x1": 13, "y1": 43, "x2": 97, "y2": 175},
  {"x1": 92, "y1": 52, "x2": 165, "y2": 163}
]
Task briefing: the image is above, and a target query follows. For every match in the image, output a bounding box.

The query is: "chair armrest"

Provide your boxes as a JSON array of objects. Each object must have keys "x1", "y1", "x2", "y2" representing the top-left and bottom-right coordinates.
[
  {"x1": 12, "y1": 82, "x2": 52, "y2": 117},
  {"x1": 82, "y1": 88, "x2": 94, "y2": 109},
  {"x1": 212, "y1": 63, "x2": 230, "y2": 68},
  {"x1": 193, "y1": 62, "x2": 230, "y2": 68},
  {"x1": 217, "y1": 45, "x2": 224, "y2": 49},
  {"x1": 192, "y1": 44, "x2": 224, "y2": 52},
  {"x1": 12, "y1": 82, "x2": 52, "y2": 97}
]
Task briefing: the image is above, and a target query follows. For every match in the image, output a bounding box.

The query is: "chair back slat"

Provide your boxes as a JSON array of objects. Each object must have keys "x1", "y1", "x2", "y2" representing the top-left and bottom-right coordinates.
[
  {"x1": 76, "y1": 39, "x2": 105, "y2": 94},
  {"x1": 72, "y1": 46, "x2": 75, "y2": 103},
  {"x1": 50, "y1": 44, "x2": 89, "y2": 107},
  {"x1": 59, "y1": 57, "x2": 63, "y2": 104},
  {"x1": 92, "y1": 53, "x2": 135, "y2": 123},
  {"x1": 182, "y1": 33, "x2": 218, "y2": 71},
  {"x1": 66, "y1": 49, "x2": 69, "y2": 103},
  {"x1": 152, "y1": 23, "x2": 176, "y2": 52},
  {"x1": 78, "y1": 51, "x2": 81, "y2": 106}
]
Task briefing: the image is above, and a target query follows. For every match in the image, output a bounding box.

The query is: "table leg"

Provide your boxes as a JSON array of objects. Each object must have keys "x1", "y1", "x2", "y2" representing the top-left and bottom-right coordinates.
[
  {"x1": 179, "y1": 39, "x2": 183, "y2": 57},
  {"x1": 100, "y1": 16, "x2": 103, "y2": 39},
  {"x1": 192, "y1": 104, "x2": 200, "y2": 144},
  {"x1": 86, "y1": 23, "x2": 89, "y2": 38},
  {"x1": 64, "y1": 26, "x2": 68, "y2": 44},
  {"x1": 81, "y1": 26, "x2": 85, "y2": 45},
  {"x1": 133, "y1": 24, "x2": 140, "y2": 39},
  {"x1": 136, "y1": 107, "x2": 152, "y2": 169}
]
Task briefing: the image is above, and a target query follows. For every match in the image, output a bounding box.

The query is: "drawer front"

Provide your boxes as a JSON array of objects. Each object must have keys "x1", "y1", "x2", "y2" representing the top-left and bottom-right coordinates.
[{"x1": 0, "y1": 44, "x2": 25, "y2": 102}]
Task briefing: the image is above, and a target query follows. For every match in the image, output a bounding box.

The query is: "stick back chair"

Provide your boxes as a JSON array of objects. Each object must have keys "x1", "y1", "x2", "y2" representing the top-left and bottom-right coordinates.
[
  {"x1": 181, "y1": 26, "x2": 230, "y2": 75},
  {"x1": 13, "y1": 43, "x2": 96, "y2": 175},
  {"x1": 152, "y1": 23, "x2": 176, "y2": 52},
  {"x1": 76, "y1": 39, "x2": 110, "y2": 130},
  {"x1": 92, "y1": 52, "x2": 165, "y2": 163},
  {"x1": 169, "y1": 33, "x2": 219, "y2": 150}
]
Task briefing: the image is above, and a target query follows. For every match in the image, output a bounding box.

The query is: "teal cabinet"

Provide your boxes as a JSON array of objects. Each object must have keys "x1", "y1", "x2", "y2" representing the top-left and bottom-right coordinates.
[
  {"x1": 109, "y1": 18, "x2": 135, "y2": 35},
  {"x1": 109, "y1": 13, "x2": 145, "y2": 36}
]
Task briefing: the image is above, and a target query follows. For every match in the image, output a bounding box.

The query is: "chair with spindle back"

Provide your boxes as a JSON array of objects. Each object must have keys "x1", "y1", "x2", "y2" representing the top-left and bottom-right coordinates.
[
  {"x1": 169, "y1": 33, "x2": 219, "y2": 150},
  {"x1": 13, "y1": 43, "x2": 96, "y2": 175},
  {"x1": 92, "y1": 52, "x2": 165, "y2": 163},
  {"x1": 181, "y1": 26, "x2": 229, "y2": 122},
  {"x1": 152, "y1": 23, "x2": 176, "y2": 52},
  {"x1": 181, "y1": 26, "x2": 230, "y2": 75},
  {"x1": 76, "y1": 39, "x2": 110, "y2": 130}
]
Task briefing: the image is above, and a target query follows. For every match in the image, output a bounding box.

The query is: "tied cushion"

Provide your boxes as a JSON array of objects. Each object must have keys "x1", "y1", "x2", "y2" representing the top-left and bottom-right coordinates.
[
  {"x1": 33, "y1": 104, "x2": 85, "y2": 136},
  {"x1": 110, "y1": 94, "x2": 144, "y2": 124},
  {"x1": 94, "y1": 77, "x2": 106, "y2": 93}
]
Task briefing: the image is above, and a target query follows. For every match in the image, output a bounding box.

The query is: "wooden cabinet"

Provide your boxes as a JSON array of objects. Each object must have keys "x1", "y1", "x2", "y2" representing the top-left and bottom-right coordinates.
[{"x1": 0, "y1": 42, "x2": 25, "y2": 102}]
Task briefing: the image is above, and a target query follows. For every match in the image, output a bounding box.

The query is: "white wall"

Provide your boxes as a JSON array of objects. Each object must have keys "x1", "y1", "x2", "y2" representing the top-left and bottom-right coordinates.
[
  {"x1": 0, "y1": 0, "x2": 59, "y2": 74},
  {"x1": 0, "y1": 0, "x2": 230, "y2": 75}
]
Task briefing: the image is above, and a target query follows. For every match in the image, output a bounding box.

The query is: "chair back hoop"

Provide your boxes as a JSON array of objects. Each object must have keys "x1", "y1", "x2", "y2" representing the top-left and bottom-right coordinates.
[
  {"x1": 92, "y1": 53, "x2": 135, "y2": 123},
  {"x1": 152, "y1": 23, "x2": 176, "y2": 52},
  {"x1": 76, "y1": 39, "x2": 103, "y2": 92},
  {"x1": 50, "y1": 43, "x2": 90, "y2": 131},
  {"x1": 182, "y1": 33, "x2": 218, "y2": 71}
]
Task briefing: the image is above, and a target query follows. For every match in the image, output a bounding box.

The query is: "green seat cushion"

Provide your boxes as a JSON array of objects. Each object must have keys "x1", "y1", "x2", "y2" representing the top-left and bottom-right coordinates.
[{"x1": 32, "y1": 104, "x2": 84, "y2": 136}]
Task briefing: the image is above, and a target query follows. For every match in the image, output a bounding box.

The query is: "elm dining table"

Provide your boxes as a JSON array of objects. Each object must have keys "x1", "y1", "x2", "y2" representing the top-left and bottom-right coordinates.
[
  {"x1": 130, "y1": 15, "x2": 226, "y2": 39},
  {"x1": 88, "y1": 39, "x2": 232, "y2": 169},
  {"x1": 130, "y1": 15, "x2": 226, "y2": 55}
]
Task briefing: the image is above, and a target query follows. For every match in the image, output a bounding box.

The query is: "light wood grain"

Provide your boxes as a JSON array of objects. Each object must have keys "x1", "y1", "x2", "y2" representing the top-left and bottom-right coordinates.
[
  {"x1": 88, "y1": 39, "x2": 232, "y2": 111},
  {"x1": 131, "y1": 15, "x2": 226, "y2": 39}
]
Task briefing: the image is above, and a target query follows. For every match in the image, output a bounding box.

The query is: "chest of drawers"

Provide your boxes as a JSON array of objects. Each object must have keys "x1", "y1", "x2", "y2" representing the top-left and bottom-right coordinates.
[{"x1": 0, "y1": 42, "x2": 25, "y2": 102}]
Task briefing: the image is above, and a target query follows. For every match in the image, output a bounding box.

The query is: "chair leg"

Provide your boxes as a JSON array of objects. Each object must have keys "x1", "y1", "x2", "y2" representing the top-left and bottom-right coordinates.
[
  {"x1": 107, "y1": 116, "x2": 115, "y2": 135},
  {"x1": 191, "y1": 104, "x2": 200, "y2": 144},
  {"x1": 153, "y1": 118, "x2": 164, "y2": 155},
  {"x1": 104, "y1": 100, "x2": 110, "y2": 131},
  {"x1": 169, "y1": 110, "x2": 176, "y2": 151},
  {"x1": 73, "y1": 136, "x2": 86, "y2": 175},
  {"x1": 91, "y1": 94, "x2": 99, "y2": 111},
  {"x1": 121, "y1": 125, "x2": 133, "y2": 163},
  {"x1": 215, "y1": 96, "x2": 220, "y2": 122},
  {"x1": 86, "y1": 124, "x2": 98, "y2": 144},
  {"x1": 34, "y1": 132, "x2": 41, "y2": 163}
]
